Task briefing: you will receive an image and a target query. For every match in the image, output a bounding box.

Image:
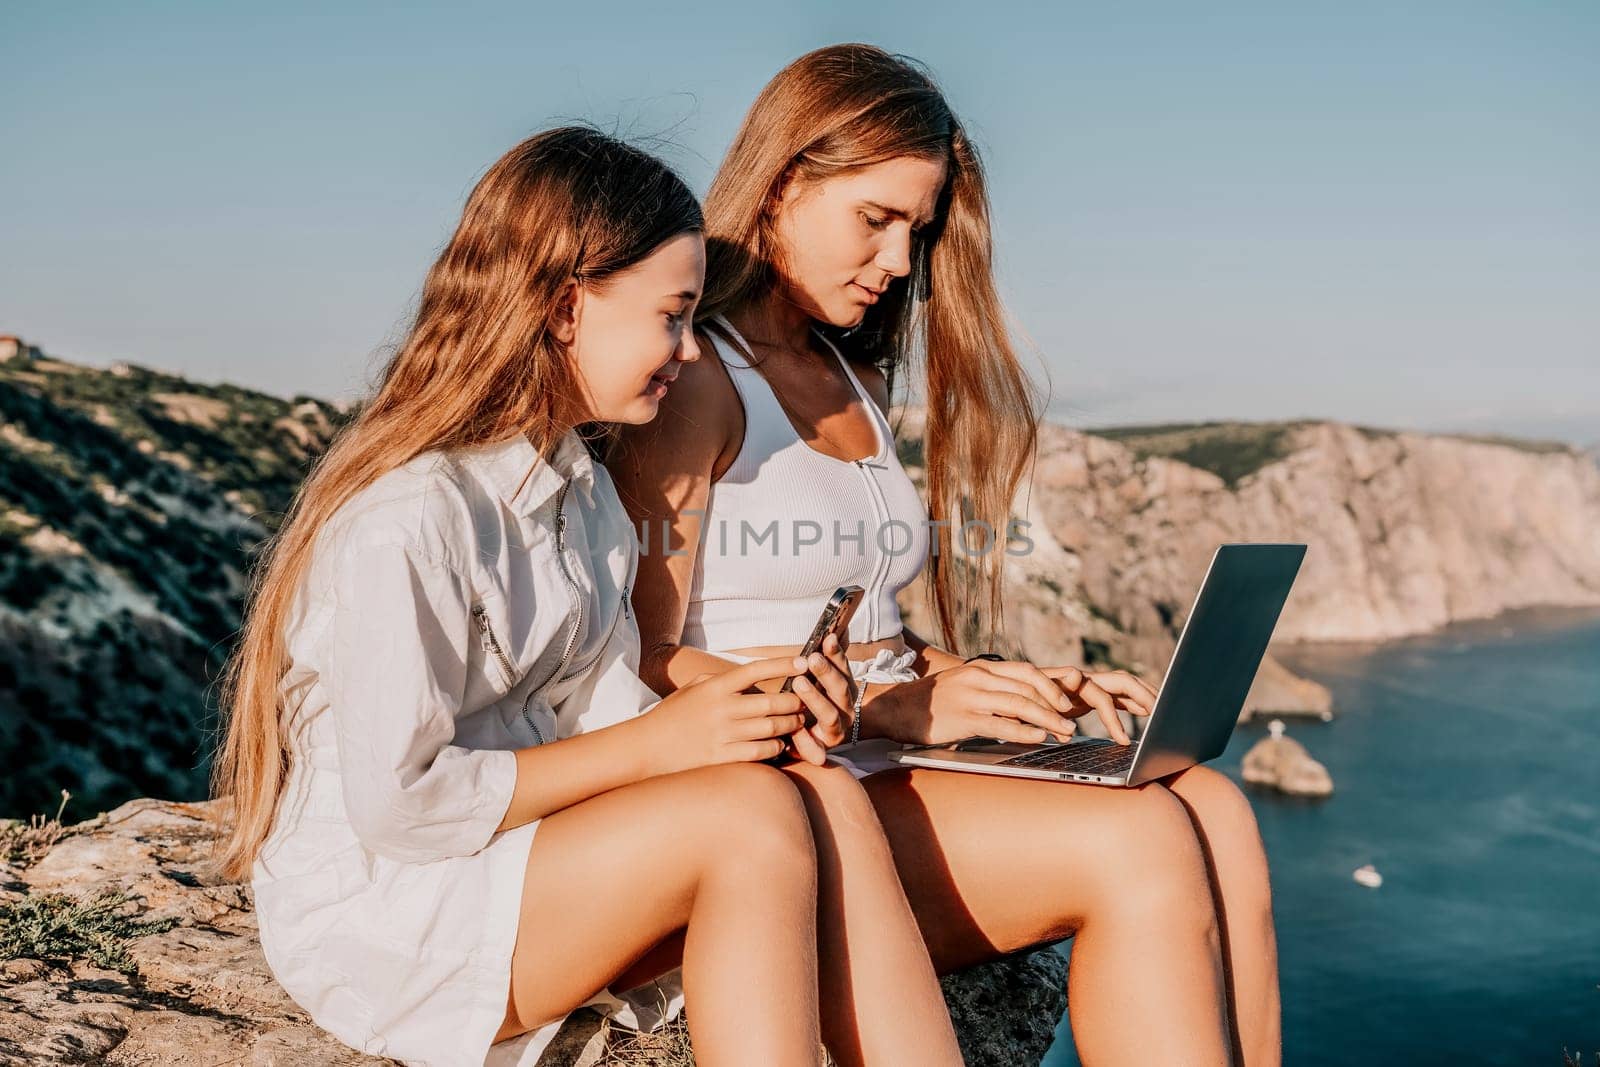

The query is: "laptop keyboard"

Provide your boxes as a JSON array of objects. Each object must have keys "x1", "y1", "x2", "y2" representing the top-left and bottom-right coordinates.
[{"x1": 997, "y1": 739, "x2": 1137, "y2": 775}]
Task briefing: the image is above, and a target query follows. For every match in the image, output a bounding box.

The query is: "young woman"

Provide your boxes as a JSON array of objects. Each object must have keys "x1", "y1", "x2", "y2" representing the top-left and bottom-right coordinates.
[
  {"x1": 607, "y1": 45, "x2": 1281, "y2": 1066},
  {"x1": 208, "y1": 127, "x2": 960, "y2": 1067}
]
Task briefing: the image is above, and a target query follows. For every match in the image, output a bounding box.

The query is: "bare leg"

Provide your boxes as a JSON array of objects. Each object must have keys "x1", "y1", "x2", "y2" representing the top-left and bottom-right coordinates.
[
  {"x1": 1161, "y1": 765, "x2": 1280, "y2": 1067},
  {"x1": 777, "y1": 759, "x2": 962, "y2": 1067},
  {"x1": 595, "y1": 765, "x2": 1247, "y2": 1066},
  {"x1": 606, "y1": 761, "x2": 964, "y2": 1067},
  {"x1": 493, "y1": 762, "x2": 822, "y2": 1067},
  {"x1": 861, "y1": 768, "x2": 1232, "y2": 1067}
]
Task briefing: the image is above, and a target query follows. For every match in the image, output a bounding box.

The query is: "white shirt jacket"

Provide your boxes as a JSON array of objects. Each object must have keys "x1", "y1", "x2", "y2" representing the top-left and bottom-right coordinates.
[{"x1": 251, "y1": 429, "x2": 684, "y2": 1066}]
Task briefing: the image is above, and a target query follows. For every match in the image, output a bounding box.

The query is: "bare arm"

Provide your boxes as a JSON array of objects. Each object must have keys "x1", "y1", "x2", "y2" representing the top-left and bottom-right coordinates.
[
  {"x1": 899, "y1": 625, "x2": 967, "y2": 676},
  {"x1": 494, "y1": 654, "x2": 823, "y2": 833},
  {"x1": 493, "y1": 717, "x2": 656, "y2": 831},
  {"x1": 607, "y1": 329, "x2": 751, "y2": 696},
  {"x1": 604, "y1": 334, "x2": 874, "y2": 762}
]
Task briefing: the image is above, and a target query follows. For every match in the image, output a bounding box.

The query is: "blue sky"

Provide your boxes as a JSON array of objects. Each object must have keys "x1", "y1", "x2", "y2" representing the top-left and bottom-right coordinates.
[{"x1": 3, "y1": 1, "x2": 1596, "y2": 443}]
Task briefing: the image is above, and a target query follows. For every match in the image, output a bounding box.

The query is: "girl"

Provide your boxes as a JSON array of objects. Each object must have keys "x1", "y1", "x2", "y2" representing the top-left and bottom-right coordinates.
[
  {"x1": 208, "y1": 127, "x2": 958, "y2": 1067},
  {"x1": 608, "y1": 45, "x2": 1281, "y2": 1066}
]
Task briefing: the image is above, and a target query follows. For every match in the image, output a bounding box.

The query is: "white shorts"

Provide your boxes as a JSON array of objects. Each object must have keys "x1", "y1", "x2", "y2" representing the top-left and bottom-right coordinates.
[{"x1": 716, "y1": 647, "x2": 920, "y2": 780}]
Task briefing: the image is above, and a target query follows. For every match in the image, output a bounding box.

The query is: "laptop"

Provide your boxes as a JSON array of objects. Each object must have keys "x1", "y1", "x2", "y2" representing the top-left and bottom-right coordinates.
[{"x1": 886, "y1": 542, "x2": 1307, "y2": 786}]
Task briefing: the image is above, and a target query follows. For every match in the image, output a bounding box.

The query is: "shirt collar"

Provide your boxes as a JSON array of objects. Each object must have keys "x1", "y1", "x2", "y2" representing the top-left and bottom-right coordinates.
[{"x1": 465, "y1": 429, "x2": 596, "y2": 514}]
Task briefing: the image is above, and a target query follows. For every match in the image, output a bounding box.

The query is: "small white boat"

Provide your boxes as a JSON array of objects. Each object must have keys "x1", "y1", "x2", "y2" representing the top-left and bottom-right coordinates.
[{"x1": 1352, "y1": 864, "x2": 1383, "y2": 889}]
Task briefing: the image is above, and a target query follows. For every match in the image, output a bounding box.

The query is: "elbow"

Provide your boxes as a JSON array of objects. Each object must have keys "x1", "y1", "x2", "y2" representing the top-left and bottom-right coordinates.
[
  {"x1": 639, "y1": 640, "x2": 682, "y2": 695},
  {"x1": 345, "y1": 801, "x2": 434, "y2": 864},
  {"x1": 342, "y1": 774, "x2": 509, "y2": 866},
  {"x1": 344, "y1": 791, "x2": 448, "y2": 865}
]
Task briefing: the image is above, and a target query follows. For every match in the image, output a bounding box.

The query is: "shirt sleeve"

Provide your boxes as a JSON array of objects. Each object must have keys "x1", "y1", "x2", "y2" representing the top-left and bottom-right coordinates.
[{"x1": 321, "y1": 536, "x2": 517, "y2": 865}]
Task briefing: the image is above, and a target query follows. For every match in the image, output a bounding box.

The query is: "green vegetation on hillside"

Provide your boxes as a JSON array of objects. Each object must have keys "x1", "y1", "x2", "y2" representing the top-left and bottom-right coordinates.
[
  {"x1": 1439, "y1": 432, "x2": 1575, "y2": 456},
  {"x1": 1086, "y1": 420, "x2": 1314, "y2": 487},
  {"x1": 0, "y1": 354, "x2": 350, "y2": 820},
  {"x1": 1088, "y1": 418, "x2": 1580, "y2": 485},
  {"x1": 4, "y1": 357, "x2": 344, "y2": 524}
]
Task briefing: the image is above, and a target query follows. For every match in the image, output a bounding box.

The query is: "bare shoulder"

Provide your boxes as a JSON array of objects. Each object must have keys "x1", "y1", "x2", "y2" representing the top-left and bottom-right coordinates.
[{"x1": 610, "y1": 326, "x2": 743, "y2": 483}]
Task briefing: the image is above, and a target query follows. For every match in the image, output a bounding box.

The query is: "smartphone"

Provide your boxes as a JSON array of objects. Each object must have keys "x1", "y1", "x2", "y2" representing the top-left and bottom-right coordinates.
[
  {"x1": 779, "y1": 585, "x2": 864, "y2": 694},
  {"x1": 764, "y1": 585, "x2": 864, "y2": 764}
]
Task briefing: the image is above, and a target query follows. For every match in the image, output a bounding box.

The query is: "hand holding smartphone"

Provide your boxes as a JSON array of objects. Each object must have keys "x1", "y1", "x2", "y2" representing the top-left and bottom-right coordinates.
[{"x1": 765, "y1": 585, "x2": 863, "y2": 763}]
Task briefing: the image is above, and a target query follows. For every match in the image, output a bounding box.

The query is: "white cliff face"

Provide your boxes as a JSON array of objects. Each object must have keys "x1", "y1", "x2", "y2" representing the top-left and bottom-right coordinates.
[
  {"x1": 1037, "y1": 421, "x2": 1600, "y2": 644},
  {"x1": 1261, "y1": 425, "x2": 1600, "y2": 640},
  {"x1": 896, "y1": 413, "x2": 1600, "y2": 717}
]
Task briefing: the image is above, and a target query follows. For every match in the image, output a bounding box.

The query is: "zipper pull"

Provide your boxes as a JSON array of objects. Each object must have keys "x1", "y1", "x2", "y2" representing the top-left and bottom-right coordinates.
[
  {"x1": 551, "y1": 478, "x2": 572, "y2": 550},
  {"x1": 471, "y1": 605, "x2": 492, "y2": 649}
]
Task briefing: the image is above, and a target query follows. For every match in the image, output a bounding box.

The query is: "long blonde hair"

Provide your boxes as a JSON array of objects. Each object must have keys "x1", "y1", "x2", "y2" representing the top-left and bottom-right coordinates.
[
  {"x1": 208, "y1": 128, "x2": 701, "y2": 882},
  {"x1": 699, "y1": 43, "x2": 1042, "y2": 654}
]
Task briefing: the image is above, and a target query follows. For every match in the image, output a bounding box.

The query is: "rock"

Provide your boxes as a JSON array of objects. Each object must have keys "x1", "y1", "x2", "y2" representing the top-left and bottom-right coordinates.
[
  {"x1": 1241, "y1": 721, "x2": 1335, "y2": 797},
  {"x1": 1239, "y1": 656, "x2": 1334, "y2": 722},
  {"x1": 1, "y1": 799, "x2": 388, "y2": 1067},
  {"x1": 590, "y1": 948, "x2": 1069, "y2": 1067},
  {"x1": 941, "y1": 947, "x2": 1069, "y2": 1066},
  {"x1": 0, "y1": 798, "x2": 1070, "y2": 1066}
]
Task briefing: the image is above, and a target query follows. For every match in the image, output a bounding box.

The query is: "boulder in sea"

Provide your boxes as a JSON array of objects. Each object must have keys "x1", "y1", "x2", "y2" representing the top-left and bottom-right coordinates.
[
  {"x1": 0, "y1": 797, "x2": 1067, "y2": 1066},
  {"x1": 1352, "y1": 864, "x2": 1383, "y2": 889},
  {"x1": 1241, "y1": 720, "x2": 1335, "y2": 797}
]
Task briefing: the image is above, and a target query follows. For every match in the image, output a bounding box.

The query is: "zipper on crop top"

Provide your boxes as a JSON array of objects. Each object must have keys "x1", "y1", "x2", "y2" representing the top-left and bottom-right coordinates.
[{"x1": 853, "y1": 456, "x2": 895, "y2": 638}]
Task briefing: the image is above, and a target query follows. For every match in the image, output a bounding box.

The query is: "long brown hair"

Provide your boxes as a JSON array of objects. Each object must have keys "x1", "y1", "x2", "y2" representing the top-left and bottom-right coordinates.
[
  {"x1": 208, "y1": 127, "x2": 701, "y2": 882},
  {"x1": 699, "y1": 43, "x2": 1041, "y2": 654}
]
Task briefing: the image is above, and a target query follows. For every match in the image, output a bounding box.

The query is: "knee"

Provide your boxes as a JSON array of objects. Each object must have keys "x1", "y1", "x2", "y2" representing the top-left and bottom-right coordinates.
[
  {"x1": 1187, "y1": 773, "x2": 1277, "y2": 938},
  {"x1": 1085, "y1": 785, "x2": 1219, "y2": 933},
  {"x1": 781, "y1": 760, "x2": 881, "y2": 826},
  {"x1": 1105, "y1": 779, "x2": 1202, "y2": 848},
  {"x1": 1169, "y1": 767, "x2": 1273, "y2": 903},
  {"x1": 695, "y1": 763, "x2": 816, "y2": 874},
  {"x1": 779, "y1": 759, "x2": 893, "y2": 859},
  {"x1": 1170, "y1": 765, "x2": 1264, "y2": 843}
]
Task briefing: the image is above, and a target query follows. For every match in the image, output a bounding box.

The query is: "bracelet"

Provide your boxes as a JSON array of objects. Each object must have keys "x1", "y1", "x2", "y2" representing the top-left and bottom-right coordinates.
[
  {"x1": 964, "y1": 652, "x2": 1005, "y2": 664},
  {"x1": 850, "y1": 678, "x2": 868, "y2": 745}
]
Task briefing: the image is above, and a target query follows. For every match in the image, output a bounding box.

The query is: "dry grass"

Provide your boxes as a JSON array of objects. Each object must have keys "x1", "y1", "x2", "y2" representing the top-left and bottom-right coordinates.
[
  {"x1": 0, "y1": 788, "x2": 182, "y2": 980},
  {"x1": 599, "y1": 1015, "x2": 696, "y2": 1066},
  {"x1": 596, "y1": 986, "x2": 835, "y2": 1066},
  {"x1": 599, "y1": 1020, "x2": 834, "y2": 1067},
  {"x1": 0, "y1": 789, "x2": 72, "y2": 868}
]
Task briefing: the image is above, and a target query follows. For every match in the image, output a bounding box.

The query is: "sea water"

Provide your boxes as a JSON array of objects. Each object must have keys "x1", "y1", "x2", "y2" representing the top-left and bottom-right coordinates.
[{"x1": 1043, "y1": 607, "x2": 1600, "y2": 1065}]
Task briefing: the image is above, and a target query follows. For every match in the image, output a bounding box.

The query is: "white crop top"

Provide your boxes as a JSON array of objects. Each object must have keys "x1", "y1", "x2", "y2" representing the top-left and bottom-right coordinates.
[{"x1": 682, "y1": 316, "x2": 930, "y2": 651}]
